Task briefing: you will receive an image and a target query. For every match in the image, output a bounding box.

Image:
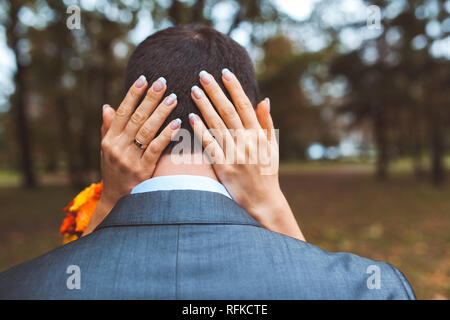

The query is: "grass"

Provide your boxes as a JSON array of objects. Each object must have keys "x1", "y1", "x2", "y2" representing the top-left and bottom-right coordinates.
[
  {"x1": 0, "y1": 164, "x2": 449, "y2": 299},
  {"x1": 280, "y1": 164, "x2": 450, "y2": 300}
]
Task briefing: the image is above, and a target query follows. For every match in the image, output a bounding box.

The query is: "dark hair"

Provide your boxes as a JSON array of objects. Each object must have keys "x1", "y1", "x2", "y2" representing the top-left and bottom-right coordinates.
[{"x1": 125, "y1": 24, "x2": 259, "y2": 152}]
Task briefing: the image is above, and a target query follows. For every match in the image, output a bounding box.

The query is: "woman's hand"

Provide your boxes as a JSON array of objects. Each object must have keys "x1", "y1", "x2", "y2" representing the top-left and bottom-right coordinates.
[
  {"x1": 83, "y1": 75, "x2": 181, "y2": 236},
  {"x1": 188, "y1": 69, "x2": 305, "y2": 241}
]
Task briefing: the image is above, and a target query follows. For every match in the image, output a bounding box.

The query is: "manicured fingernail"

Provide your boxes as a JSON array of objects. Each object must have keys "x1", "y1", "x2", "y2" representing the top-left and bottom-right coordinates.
[
  {"x1": 222, "y1": 68, "x2": 233, "y2": 81},
  {"x1": 165, "y1": 93, "x2": 177, "y2": 105},
  {"x1": 102, "y1": 104, "x2": 110, "y2": 110},
  {"x1": 189, "y1": 113, "x2": 197, "y2": 125},
  {"x1": 135, "y1": 75, "x2": 146, "y2": 88},
  {"x1": 199, "y1": 70, "x2": 211, "y2": 84},
  {"x1": 191, "y1": 85, "x2": 203, "y2": 99},
  {"x1": 265, "y1": 98, "x2": 270, "y2": 112},
  {"x1": 153, "y1": 77, "x2": 166, "y2": 92},
  {"x1": 170, "y1": 118, "x2": 182, "y2": 130}
]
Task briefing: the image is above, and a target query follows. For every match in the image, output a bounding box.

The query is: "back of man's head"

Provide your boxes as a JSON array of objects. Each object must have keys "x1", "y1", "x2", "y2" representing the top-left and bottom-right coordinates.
[{"x1": 125, "y1": 24, "x2": 259, "y2": 152}]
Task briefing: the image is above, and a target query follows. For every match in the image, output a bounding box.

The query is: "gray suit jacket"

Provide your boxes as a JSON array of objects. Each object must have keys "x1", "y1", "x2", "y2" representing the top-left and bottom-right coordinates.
[{"x1": 0, "y1": 190, "x2": 415, "y2": 299}]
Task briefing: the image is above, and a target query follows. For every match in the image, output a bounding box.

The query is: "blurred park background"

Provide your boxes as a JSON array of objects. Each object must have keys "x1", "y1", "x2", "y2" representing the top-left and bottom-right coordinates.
[{"x1": 0, "y1": 0, "x2": 449, "y2": 299}]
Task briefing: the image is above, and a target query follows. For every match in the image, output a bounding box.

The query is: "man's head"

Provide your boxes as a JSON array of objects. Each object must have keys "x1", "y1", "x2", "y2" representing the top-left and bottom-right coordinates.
[{"x1": 125, "y1": 24, "x2": 259, "y2": 152}]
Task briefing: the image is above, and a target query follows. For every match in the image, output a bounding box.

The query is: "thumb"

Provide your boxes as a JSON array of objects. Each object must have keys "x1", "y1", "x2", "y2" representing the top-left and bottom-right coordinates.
[{"x1": 101, "y1": 104, "x2": 115, "y2": 139}]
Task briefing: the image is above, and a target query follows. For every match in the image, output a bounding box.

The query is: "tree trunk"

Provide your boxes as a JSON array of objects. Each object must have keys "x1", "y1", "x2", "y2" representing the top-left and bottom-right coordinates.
[
  {"x1": 13, "y1": 51, "x2": 36, "y2": 188},
  {"x1": 412, "y1": 141, "x2": 425, "y2": 179},
  {"x1": 428, "y1": 106, "x2": 444, "y2": 186},
  {"x1": 7, "y1": 1, "x2": 36, "y2": 188},
  {"x1": 411, "y1": 109, "x2": 425, "y2": 179},
  {"x1": 374, "y1": 105, "x2": 389, "y2": 180},
  {"x1": 55, "y1": 95, "x2": 84, "y2": 189},
  {"x1": 168, "y1": 0, "x2": 183, "y2": 24},
  {"x1": 79, "y1": 109, "x2": 92, "y2": 183},
  {"x1": 192, "y1": 0, "x2": 206, "y2": 23}
]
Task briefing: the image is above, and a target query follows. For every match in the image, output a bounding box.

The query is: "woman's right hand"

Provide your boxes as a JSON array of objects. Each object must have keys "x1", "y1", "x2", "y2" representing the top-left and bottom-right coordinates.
[
  {"x1": 188, "y1": 69, "x2": 305, "y2": 241},
  {"x1": 83, "y1": 75, "x2": 181, "y2": 236}
]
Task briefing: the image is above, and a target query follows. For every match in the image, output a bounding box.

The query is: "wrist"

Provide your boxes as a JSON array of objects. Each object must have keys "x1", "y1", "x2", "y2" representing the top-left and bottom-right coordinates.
[
  {"x1": 254, "y1": 190, "x2": 289, "y2": 226},
  {"x1": 97, "y1": 194, "x2": 116, "y2": 213},
  {"x1": 82, "y1": 196, "x2": 115, "y2": 236},
  {"x1": 248, "y1": 188, "x2": 306, "y2": 241}
]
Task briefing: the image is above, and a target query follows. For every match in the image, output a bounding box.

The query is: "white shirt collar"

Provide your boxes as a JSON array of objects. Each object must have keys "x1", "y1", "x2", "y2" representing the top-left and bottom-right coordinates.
[{"x1": 130, "y1": 175, "x2": 232, "y2": 199}]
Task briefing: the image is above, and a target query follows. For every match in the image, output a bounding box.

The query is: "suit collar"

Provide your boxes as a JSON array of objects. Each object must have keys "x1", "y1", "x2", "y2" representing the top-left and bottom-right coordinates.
[{"x1": 95, "y1": 190, "x2": 262, "y2": 231}]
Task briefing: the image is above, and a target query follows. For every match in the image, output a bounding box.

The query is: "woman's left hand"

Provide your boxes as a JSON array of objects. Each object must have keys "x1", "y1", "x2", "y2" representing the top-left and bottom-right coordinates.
[{"x1": 83, "y1": 75, "x2": 181, "y2": 236}]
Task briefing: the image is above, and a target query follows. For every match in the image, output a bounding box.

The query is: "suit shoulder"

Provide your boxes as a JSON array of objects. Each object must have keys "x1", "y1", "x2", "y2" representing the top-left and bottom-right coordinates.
[
  {"x1": 251, "y1": 227, "x2": 415, "y2": 299},
  {"x1": 0, "y1": 235, "x2": 92, "y2": 299}
]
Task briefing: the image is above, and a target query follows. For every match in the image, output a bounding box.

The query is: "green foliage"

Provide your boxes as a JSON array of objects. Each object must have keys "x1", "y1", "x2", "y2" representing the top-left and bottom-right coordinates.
[
  {"x1": 0, "y1": 0, "x2": 448, "y2": 186},
  {"x1": 328, "y1": 0, "x2": 450, "y2": 183}
]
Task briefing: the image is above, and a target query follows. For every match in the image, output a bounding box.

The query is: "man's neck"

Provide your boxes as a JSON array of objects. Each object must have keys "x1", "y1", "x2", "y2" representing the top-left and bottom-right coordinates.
[{"x1": 152, "y1": 153, "x2": 218, "y2": 181}]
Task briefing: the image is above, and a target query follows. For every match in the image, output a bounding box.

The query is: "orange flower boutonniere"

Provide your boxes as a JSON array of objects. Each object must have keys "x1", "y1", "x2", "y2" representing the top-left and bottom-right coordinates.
[{"x1": 60, "y1": 182, "x2": 102, "y2": 244}]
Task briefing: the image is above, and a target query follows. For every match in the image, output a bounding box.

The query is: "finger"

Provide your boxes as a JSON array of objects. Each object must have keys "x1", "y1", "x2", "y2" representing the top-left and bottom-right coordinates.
[
  {"x1": 221, "y1": 68, "x2": 260, "y2": 129},
  {"x1": 258, "y1": 100, "x2": 277, "y2": 151},
  {"x1": 134, "y1": 93, "x2": 178, "y2": 146},
  {"x1": 142, "y1": 118, "x2": 182, "y2": 162},
  {"x1": 255, "y1": 98, "x2": 275, "y2": 141},
  {"x1": 123, "y1": 77, "x2": 167, "y2": 139},
  {"x1": 101, "y1": 104, "x2": 115, "y2": 139},
  {"x1": 109, "y1": 75, "x2": 148, "y2": 136},
  {"x1": 199, "y1": 70, "x2": 243, "y2": 129},
  {"x1": 191, "y1": 85, "x2": 234, "y2": 150},
  {"x1": 188, "y1": 113, "x2": 225, "y2": 165}
]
